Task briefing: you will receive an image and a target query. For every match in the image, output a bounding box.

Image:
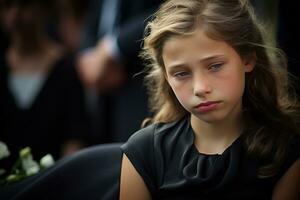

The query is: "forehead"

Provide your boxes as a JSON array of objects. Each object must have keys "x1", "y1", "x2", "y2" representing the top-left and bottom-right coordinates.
[{"x1": 162, "y1": 29, "x2": 240, "y2": 65}]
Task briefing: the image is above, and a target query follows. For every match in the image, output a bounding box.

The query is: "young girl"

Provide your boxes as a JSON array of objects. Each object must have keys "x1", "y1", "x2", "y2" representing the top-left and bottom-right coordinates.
[{"x1": 120, "y1": 0, "x2": 300, "y2": 199}]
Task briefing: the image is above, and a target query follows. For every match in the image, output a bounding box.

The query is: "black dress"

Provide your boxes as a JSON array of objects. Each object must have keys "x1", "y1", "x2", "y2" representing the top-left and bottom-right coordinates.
[
  {"x1": 0, "y1": 54, "x2": 90, "y2": 169},
  {"x1": 121, "y1": 116, "x2": 300, "y2": 199}
]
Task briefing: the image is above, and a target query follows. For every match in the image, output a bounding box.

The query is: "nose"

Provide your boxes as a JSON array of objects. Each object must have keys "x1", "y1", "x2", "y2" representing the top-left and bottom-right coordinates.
[{"x1": 193, "y1": 75, "x2": 212, "y2": 97}]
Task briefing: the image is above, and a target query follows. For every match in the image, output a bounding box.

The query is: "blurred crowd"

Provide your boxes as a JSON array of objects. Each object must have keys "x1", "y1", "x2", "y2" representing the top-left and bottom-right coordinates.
[{"x1": 0, "y1": 0, "x2": 298, "y2": 170}]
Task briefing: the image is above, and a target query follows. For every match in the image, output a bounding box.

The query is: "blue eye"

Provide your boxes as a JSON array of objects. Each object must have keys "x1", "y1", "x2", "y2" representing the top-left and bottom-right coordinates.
[
  {"x1": 173, "y1": 71, "x2": 190, "y2": 78},
  {"x1": 209, "y1": 63, "x2": 223, "y2": 71}
]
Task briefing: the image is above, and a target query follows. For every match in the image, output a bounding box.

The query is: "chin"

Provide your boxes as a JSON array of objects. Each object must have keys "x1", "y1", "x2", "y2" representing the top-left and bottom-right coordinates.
[{"x1": 193, "y1": 111, "x2": 228, "y2": 124}]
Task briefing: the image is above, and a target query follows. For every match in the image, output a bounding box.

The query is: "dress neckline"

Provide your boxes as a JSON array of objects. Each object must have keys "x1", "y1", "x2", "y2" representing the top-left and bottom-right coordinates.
[{"x1": 187, "y1": 118, "x2": 242, "y2": 157}]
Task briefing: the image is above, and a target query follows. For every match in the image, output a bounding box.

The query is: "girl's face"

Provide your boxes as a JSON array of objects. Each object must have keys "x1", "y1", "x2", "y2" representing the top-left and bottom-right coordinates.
[{"x1": 163, "y1": 29, "x2": 255, "y2": 124}]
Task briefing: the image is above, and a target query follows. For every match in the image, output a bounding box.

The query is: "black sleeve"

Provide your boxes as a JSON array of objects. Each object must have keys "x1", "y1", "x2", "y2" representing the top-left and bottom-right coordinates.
[{"x1": 120, "y1": 124, "x2": 158, "y2": 194}]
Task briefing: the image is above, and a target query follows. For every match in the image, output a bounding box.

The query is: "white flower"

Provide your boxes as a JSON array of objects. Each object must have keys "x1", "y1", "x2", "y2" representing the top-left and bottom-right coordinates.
[
  {"x1": 0, "y1": 141, "x2": 10, "y2": 160},
  {"x1": 0, "y1": 144, "x2": 56, "y2": 185},
  {"x1": 40, "y1": 154, "x2": 55, "y2": 169},
  {"x1": 20, "y1": 147, "x2": 40, "y2": 176},
  {"x1": 22, "y1": 157, "x2": 40, "y2": 176},
  {"x1": 26, "y1": 166, "x2": 40, "y2": 176}
]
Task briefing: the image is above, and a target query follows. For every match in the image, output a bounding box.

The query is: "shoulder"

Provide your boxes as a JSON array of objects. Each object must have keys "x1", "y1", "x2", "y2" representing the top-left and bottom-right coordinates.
[
  {"x1": 121, "y1": 123, "x2": 156, "y2": 152},
  {"x1": 120, "y1": 118, "x2": 188, "y2": 195},
  {"x1": 120, "y1": 116, "x2": 188, "y2": 162},
  {"x1": 120, "y1": 116, "x2": 190, "y2": 176},
  {"x1": 120, "y1": 123, "x2": 164, "y2": 195},
  {"x1": 120, "y1": 153, "x2": 152, "y2": 200},
  {"x1": 121, "y1": 117, "x2": 187, "y2": 152}
]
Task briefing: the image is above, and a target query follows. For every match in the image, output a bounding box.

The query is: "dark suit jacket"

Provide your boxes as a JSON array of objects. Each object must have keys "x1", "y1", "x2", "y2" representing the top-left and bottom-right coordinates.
[{"x1": 80, "y1": 0, "x2": 163, "y2": 73}]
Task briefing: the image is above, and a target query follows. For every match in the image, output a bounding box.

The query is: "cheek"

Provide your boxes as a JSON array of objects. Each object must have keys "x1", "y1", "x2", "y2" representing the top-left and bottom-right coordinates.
[
  {"x1": 174, "y1": 90, "x2": 190, "y2": 104},
  {"x1": 217, "y1": 71, "x2": 245, "y2": 99},
  {"x1": 168, "y1": 80, "x2": 192, "y2": 106}
]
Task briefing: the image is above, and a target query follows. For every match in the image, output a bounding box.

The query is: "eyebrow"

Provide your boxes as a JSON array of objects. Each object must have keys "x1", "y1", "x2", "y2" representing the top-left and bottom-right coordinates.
[{"x1": 167, "y1": 55, "x2": 226, "y2": 70}]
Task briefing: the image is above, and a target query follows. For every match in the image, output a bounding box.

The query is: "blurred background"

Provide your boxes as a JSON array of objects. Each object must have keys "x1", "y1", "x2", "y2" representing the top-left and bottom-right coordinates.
[{"x1": 0, "y1": 0, "x2": 298, "y2": 170}]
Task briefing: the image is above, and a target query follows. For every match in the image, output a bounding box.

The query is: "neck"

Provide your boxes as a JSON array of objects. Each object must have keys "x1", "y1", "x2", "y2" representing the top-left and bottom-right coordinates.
[
  {"x1": 7, "y1": 39, "x2": 63, "y2": 73},
  {"x1": 190, "y1": 108, "x2": 243, "y2": 155}
]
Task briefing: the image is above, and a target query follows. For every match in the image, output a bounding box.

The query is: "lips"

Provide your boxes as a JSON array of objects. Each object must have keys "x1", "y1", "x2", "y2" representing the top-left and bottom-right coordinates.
[{"x1": 194, "y1": 101, "x2": 220, "y2": 112}]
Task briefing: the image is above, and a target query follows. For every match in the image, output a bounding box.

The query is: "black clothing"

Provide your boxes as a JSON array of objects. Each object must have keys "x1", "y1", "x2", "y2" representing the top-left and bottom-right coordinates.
[
  {"x1": 0, "y1": 143, "x2": 122, "y2": 200},
  {"x1": 121, "y1": 116, "x2": 300, "y2": 199},
  {"x1": 0, "y1": 54, "x2": 90, "y2": 169}
]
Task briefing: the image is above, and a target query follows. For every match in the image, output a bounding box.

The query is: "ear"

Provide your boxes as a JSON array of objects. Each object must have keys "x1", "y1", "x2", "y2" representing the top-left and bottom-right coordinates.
[{"x1": 244, "y1": 53, "x2": 256, "y2": 73}]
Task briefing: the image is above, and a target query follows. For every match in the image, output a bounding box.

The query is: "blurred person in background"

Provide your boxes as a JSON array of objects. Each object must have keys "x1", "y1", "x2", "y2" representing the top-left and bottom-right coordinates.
[
  {"x1": 55, "y1": 0, "x2": 90, "y2": 53},
  {"x1": 77, "y1": 0, "x2": 163, "y2": 144},
  {"x1": 0, "y1": 0, "x2": 90, "y2": 170}
]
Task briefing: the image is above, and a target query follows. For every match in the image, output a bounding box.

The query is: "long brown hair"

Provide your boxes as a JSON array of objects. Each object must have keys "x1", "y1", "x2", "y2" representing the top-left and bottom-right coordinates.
[{"x1": 141, "y1": 0, "x2": 300, "y2": 177}]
